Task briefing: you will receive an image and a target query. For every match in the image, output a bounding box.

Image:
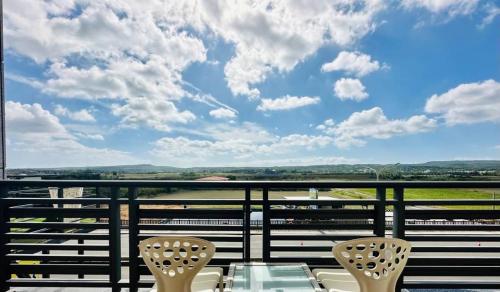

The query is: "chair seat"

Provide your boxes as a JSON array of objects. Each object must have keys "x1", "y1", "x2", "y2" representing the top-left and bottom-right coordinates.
[
  {"x1": 312, "y1": 269, "x2": 359, "y2": 292},
  {"x1": 151, "y1": 267, "x2": 223, "y2": 292}
]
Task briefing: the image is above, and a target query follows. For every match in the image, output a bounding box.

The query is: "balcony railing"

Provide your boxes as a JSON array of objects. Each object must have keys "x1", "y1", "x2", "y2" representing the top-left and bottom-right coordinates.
[{"x1": 1, "y1": 180, "x2": 500, "y2": 291}]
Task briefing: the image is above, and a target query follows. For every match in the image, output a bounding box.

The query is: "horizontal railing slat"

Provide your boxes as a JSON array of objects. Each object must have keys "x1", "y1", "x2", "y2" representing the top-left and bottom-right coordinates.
[
  {"x1": 7, "y1": 279, "x2": 113, "y2": 288},
  {"x1": 6, "y1": 232, "x2": 109, "y2": 240},
  {"x1": 138, "y1": 224, "x2": 244, "y2": 231},
  {"x1": 405, "y1": 209, "x2": 500, "y2": 220},
  {"x1": 7, "y1": 222, "x2": 108, "y2": 229},
  {"x1": 7, "y1": 207, "x2": 108, "y2": 218},
  {"x1": 7, "y1": 254, "x2": 110, "y2": 262},
  {"x1": 6, "y1": 243, "x2": 109, "y2": 251},
  {"x1": 2, "y1": 198, "x2": 110, "y2": 205},
  {"x1": 138, "y1": 209, "x2": 243, "y2": 219},
  {"x1": 270, "y1": 223, "x2": 374, "y2": 230},
  {"x1": 3, "y1": 179, "x2": 500, "y2": 188},
  {"x1": 270, "y1": 209, "x2": 374, "y2": 219},
  {"x1": 10, "y1": 264, "x2": 110, "y2": 274}
]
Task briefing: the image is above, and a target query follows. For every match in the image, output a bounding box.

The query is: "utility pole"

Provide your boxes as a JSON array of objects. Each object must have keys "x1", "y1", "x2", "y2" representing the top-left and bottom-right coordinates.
[{"x1": 0, "y1": 0, "x2": 6, "y2": 179}]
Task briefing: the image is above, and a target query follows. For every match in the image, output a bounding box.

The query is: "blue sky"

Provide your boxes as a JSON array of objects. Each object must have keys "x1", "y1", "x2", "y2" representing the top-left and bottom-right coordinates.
[{"x1": 3, "y1": 0, "x2": 500, "y2": 168}]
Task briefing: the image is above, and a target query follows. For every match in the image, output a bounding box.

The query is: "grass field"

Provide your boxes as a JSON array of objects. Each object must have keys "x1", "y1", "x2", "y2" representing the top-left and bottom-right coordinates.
[
  {"x1": 143, "y1": 188, "x2": 500, "y2": 209},
  {"x1": 330, "y1": 188, "x2": 499, "y2": 209},
  {"x1": 144, "y1": 189, "x2": 333, "y2": 208}
]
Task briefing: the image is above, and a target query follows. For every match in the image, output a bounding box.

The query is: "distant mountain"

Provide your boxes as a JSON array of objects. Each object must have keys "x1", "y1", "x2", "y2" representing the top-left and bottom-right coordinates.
[
  {"x1": 10, "y1": 164, "x2": 180, "y2": 174},
  {"x1": 416, "y1": 160, "x2": 500, "y2": 169},
  {"x1": 8, "y1": 160, "x2": 500, "y2": 174}
]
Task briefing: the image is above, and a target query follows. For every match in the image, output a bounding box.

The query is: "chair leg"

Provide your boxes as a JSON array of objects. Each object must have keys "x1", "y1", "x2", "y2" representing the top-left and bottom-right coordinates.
[{"x1": 219, "y1": 274, "x2": 224, "y2": 292}]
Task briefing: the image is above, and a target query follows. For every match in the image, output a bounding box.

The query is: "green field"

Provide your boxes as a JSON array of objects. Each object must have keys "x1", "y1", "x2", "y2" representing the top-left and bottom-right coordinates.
[
  {"x1": 143, "y1": 189, "x2": 334, "y2": 208},
  {"x1": 143, "y1": 188, "x2": 500, "y2": 209},
  {"x1": 330, "y1": 188, "x2": 499, "y2": 209}
]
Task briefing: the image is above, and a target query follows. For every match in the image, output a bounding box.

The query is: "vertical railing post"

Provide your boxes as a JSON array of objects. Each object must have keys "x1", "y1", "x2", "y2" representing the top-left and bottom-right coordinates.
[
  {"x1": 392, "y1": 187, "x2": 405, "y2": 292},
  {"x1": 109, "y1": 187, "x2": 121, "y2": 292},
  {"x1": 57, "y1": 187, "x2": 64, "y2": 222},
  {"x1": 262, "y1": 188, "x2": 270, "y2": 262},
  {"x1": 243, "y1": 188, "x2": 251, "y2": 262},
  {"x1": 392, "y1": 187, "x2": 405, "y2": 239},
  {"x1": 128, "y1": 187, "x2": 139, "y2": 292},
  {"x1": 0, "y1": 184, "x2": 10, "y2": 292},
  {"x1": 78, "y1": 239, "x2": 84, "y2": 279},
  {"x1": 374, "y1": 187, "x2": 386, "y2": 237},
  {"x1": 96, "y1": 187, "x2": 102, "y2": 223}
]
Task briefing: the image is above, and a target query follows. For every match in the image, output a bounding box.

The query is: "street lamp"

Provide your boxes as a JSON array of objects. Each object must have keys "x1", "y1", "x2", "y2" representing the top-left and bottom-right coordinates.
[{"x1": 363, "y1": 163, "x2": 401, "y2": 181}]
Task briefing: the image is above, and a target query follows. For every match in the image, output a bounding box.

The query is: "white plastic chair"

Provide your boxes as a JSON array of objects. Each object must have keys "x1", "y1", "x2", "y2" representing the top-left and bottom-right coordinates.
[
  {"x1": 139, "y1": 236, "x2": 223, "y2": 292},
  {"x1": 314, "y1": 237, "x2": 411, "y2": 292}
]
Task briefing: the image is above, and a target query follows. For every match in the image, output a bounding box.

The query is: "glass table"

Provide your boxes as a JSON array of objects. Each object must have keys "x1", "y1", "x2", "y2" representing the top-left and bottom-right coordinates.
[{"x1": 225, "y1": 262, "x2": 323, "y2": 292}]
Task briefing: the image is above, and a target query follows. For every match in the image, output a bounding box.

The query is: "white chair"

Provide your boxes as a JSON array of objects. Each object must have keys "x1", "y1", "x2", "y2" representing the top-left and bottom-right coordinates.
[
  {"x1": 313, "y1": 237, "x2": 411, "y2": 292},
  {"x1": 139, "y1": 236, "x2": 223, "y2": 292}
]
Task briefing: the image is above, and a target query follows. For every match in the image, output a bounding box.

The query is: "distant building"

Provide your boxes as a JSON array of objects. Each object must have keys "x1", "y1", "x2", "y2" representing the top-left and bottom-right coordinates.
[
  {"x1": 195, "y1": 176, "x2": 230, "y2": 181},
  {"x1": 282, "y1": 195, "x2": 340, "y2": 210}
]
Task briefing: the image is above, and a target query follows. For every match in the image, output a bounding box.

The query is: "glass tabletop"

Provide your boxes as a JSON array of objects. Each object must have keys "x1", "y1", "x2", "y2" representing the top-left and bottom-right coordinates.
[{"x1": 227, "y1": 263, "x2": 321, "y2": 292}]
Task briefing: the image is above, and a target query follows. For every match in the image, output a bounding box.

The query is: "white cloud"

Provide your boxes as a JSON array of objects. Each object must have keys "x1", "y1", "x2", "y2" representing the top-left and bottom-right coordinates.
[
  {"x1": 317, "y1": 107, "x2": 437, "y2": 148},
  {"x1": 209, "y1": 108, "x2": 237, "y2": 119},
  {"x1": 4, "y1": 0, "x2": 387, "y2": 135},
  {"x1": 480, "y1": 3, "x2": 500, "y2": 28},
  {"x1": 240, "y1": 156, "x2": 359, "y2": 167},
  {"x1": 54, "y1": 105, "x2": 96, "y2": 122},
  {"x1": 6, "y1": 101, "x2": 69, "y2": 138},
  {"x1": 334, "y1": 78, "x2": 369, "y2": 101},
  {"x1": 111, "y1": 98, "x2": 195, "y2": 132},
  {"x1": 150, "y1": 121, "x2": 334, "y2": 166},
  {"x1": 74, "y1": 132, "x2": 105, "y2": 141},
  {"x1": 424, "y1": 79, "x2": 500, "y2": 125},
  {"x1": 321, "y1": 51, "x2": 383, "y2": 77},
  {"x1": 200, "y1": 0, "x2": 386, "y2": 98},
  {"x1": 6, "y1": 101, "x2": 138, "y2": 168},
  {"x1": 4, "y1": 1, "x2": 207, "y2": 65},
  {"x1": 151, "y1": 133, "x2": 333, "y2": 166},
  {"x1": 257, "y1": 95, "x2": 320, "y2": 111},
  {"x1": 45, "y1": 57, "x2": 187, "y2": 101},
  {"x1": 202, "y1": 122, "x2": 277, "y2": 144},
  {"x1": 401, "y1": 0, "x2": 480, "y2": 19},
  {"x1": 4, "y1": 0, "x2": 205, "y2": 132}
]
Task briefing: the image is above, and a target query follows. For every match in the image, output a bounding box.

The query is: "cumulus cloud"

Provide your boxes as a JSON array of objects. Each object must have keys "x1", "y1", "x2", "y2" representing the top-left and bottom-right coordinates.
[
  {"x1": 317, "y1": 107, "x2": 437, "y2": 148},
  {"x1": 425, "y1": 79, "x2": 500, "y2": 125},
  {"x1": 54, "y1": 105, "x2": 96, "y2": 122},
  {"x1": 257, "y1": 95, "x2": 320, "y2": 111},
  {"x1": 150, "y1": 122, "x2": 334, "y2": 166},
  {"x1": 334, "y1": 78, "x2": 369, "y2": 101},
  {"x1": 6, "y1": 101, "x2": 138, "y2": 168},
  {"x1": 111, "y1": 98, "x2": 195, "y2": 132},
  {"x1": 321, "y1": 51, "x2": 383, "y2": 77},
  {"x1": 200, "y1": 0, "x2": 386, "y2": 98},
  {"x1": 4, "y1": 0, "x2": 205, "y2": 131},
  {"x1": 4, "y1": 0, "x2": 387, "y2": 135},
  {"x1": 209, "y1": 108, "x2": 237, "y2": 119},
  {"x1": 241, "y1": 156, "x2": 359, "y2": 167}
]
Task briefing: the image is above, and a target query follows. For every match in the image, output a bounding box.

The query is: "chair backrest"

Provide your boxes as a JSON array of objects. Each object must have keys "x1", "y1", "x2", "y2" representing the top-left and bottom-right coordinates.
[
  {"x1": 333, "y1": 237, "x2": 411, "y2": 292},
  {"x1": 139, "y1": 236, "x2": 215, "y2": 292}
]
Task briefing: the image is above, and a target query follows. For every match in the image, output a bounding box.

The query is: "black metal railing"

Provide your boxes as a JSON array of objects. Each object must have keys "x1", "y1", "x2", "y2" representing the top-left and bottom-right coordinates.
[{"x1": 1, "y1": 180, "x2": 500, "y2": 291}]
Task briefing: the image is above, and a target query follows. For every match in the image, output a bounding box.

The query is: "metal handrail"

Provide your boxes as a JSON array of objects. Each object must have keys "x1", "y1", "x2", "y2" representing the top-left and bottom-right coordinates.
[{"x1": 1, "y1": 180, "x2": 500, "y2": 291}]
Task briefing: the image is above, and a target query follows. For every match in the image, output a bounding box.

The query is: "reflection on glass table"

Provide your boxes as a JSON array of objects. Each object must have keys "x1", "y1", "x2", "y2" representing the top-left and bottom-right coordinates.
[{"x1": 226, "y1": 263, "x2": 323, "y2": 292}]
